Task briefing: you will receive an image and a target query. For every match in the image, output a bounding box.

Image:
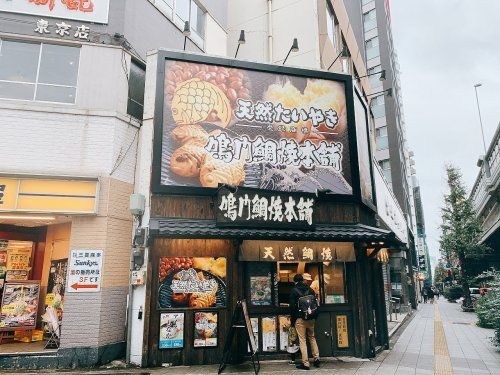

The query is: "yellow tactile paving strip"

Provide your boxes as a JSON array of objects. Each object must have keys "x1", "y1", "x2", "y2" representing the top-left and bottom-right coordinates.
[{"x1": 434, "y1": 303, "x2": 454, "y2": 375}]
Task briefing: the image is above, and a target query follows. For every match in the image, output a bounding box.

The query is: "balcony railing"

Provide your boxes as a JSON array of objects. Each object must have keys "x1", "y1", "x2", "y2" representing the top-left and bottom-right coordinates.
[{"x1": 470, "y1": 123, "x2": 500, "y2": 215}]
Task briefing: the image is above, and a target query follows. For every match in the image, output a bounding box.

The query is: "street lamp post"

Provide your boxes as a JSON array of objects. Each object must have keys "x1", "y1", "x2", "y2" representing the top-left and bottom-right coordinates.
[{"x1": 473, "y1": 83, "x2": 491, "y2": 177}]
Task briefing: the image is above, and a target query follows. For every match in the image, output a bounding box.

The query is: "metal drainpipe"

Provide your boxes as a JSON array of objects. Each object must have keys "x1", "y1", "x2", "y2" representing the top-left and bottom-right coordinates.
[
  {"x1": 125, "y1": 237, "x2": 135, "y2": 363},
  {"x1": 267, "y1": 0, "x2": 273, "y2": 63}
]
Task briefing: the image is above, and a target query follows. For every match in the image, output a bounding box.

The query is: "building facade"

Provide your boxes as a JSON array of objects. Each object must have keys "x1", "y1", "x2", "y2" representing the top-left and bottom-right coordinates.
[
  {"x1": 470, "y1": 122, "x2": 500, "y2": 274},
  {"x1": 0, "y1": 0, "x2": 227, "y2": 369},
  {"x1": 349, "y1": 0, "x2": 422, "y2": 309}
]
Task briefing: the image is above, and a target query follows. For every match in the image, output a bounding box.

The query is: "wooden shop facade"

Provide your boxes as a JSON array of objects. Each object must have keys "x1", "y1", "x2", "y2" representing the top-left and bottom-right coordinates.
[{"x1": 141, "y1": 51, "x2": 403, "y2": 367}]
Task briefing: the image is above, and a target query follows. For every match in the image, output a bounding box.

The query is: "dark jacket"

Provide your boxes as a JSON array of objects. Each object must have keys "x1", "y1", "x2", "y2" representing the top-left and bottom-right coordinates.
[{"x1": 289, "y1": 281, "x2": 316, "y2": 325}]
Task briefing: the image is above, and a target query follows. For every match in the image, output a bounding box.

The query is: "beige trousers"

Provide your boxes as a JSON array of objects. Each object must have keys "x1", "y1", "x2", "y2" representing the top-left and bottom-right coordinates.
[{"x1": 295, "y1": 318, "x2": 320, "y2": 367}]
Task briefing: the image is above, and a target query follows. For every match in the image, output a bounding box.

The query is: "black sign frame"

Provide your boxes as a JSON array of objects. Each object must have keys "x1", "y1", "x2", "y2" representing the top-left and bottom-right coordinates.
[
  {"x1": 151, "y1": 49, "x2": 375, "y2": 212},
  {"x1": 215, "y1": 185, "x2": 316, "y2": 229}
]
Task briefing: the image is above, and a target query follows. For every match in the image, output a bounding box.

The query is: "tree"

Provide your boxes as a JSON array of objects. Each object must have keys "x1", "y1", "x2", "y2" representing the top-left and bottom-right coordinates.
[
  {"x1": 439, "y1": 165, "x2": 490, "y2": 307},
  {"x1": 434, "y1": 263, "x2": 446, "y2": 285}
]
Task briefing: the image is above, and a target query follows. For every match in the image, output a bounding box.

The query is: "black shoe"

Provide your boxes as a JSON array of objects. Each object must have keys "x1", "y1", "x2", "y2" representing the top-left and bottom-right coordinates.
[
  {"x1": 313, "y1": 359, "x2": 321, "y2": 368},
  {"x1": 296, "y1": 364, "x2": 310, "y2": 370}
]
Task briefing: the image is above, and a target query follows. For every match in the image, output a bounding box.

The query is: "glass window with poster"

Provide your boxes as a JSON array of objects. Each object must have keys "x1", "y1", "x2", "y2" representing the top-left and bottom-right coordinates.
[{"x1": 322, "y1": 262, "x2": 347, "y2": 304}]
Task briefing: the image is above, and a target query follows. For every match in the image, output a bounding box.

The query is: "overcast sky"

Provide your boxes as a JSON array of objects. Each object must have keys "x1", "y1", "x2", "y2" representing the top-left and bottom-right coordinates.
[{"x1": 390, "y1": 1, "x2": 500, "y2": 265}]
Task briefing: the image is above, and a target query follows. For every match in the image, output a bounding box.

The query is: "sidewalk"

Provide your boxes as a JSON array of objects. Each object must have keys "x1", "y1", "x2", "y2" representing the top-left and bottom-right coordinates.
[{"x1": 3, "y1": 299, "x2": 500, "y2": 374}]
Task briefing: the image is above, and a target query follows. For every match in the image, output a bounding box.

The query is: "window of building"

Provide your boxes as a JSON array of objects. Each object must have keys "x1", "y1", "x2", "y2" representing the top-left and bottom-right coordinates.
[
  {"x1": 367, "y1": 65, "x2": 383, "y2": 88},
  {"x1": 370, "y1": 94, "x2": 385, "y2": 118},
  {"x1": 154, "y1": 0, "x2": 206, "y2": 47},
  {"x1": 380, "y1": 159, "x2": 392, "y2": 183},
  {"x1": 322, "y1": 262, "x2": 346, "y2": 303},
  {"x1": 326, "y1": 5, "x2": 339, "y2": 52},
  {"x1": 363, "y1": 9, "x2": 377, "y2": 32},
  {"x1": 365, "y1": 36, "x2": 379, "y2": 60},
  {"x1": 246, "y1": 261, "x2": 347, "y2": 307},
  {"x1": 0, "y1": 40, "x2": 79, "y2": 103},
  {"x1": 127, "y1": 61, "x2": 146, "y2": 120},
  {"x1": 376, "y1": 126, "x2": 389, "y2": 150}
]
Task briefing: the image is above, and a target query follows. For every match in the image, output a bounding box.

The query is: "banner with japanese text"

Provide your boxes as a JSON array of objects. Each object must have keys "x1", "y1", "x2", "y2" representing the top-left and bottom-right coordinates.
[
  {"x1": 0, "y1": 0, "x2": 110, "y2": 24},
  {"x1": 159, "y1": 59, "x2": 352, "y2": 195}
]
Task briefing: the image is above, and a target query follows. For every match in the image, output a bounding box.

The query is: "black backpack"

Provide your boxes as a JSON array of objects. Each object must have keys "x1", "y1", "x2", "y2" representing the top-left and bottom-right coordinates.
[{"x1": 297, "y1": 289, "x2": 318, "y2": 320}]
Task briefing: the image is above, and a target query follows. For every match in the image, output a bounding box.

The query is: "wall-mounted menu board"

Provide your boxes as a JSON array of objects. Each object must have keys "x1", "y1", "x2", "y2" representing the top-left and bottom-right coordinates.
[{"x1": 0, "y1": 281, "x2": 40, "y2": 330}]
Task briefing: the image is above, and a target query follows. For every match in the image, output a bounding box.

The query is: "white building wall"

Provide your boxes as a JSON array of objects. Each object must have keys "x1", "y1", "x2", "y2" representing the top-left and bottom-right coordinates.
[
  {"x1": 0, "y1": 43, "x2": 138, "y2": 183},
  {"x1": 228, "y1": 0, "x2": 320, "y2": 68}
]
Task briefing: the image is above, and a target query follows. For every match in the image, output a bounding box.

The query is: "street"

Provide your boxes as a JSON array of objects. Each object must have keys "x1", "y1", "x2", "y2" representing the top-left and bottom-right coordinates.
[{"x1": 5, "y1": 299, "x2": 499, "y2": 375}]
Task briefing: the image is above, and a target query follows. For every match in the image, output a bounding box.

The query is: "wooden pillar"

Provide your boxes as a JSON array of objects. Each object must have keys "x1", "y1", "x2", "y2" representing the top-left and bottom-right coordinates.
[{"x1": 353, "y1": 244, "x2": 371, "y2": 358}]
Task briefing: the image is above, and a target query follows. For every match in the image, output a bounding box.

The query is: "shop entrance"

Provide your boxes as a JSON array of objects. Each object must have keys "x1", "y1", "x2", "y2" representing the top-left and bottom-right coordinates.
[{"x1": 0, "y1": 222, "x2": 70, "y2": 354}]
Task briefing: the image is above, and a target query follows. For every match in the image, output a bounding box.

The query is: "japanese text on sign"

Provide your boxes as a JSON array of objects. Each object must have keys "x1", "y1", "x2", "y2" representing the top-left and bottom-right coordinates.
[
  {"x1": 205, "y1": 133, "x2": 343, "y2": 170},
  {"x1": 67, "y1": 249, "x2": 103, "y2": 292},
  {"x1": 34, "y1": 18, "x2": 90, "y2": 39},
  {"x1": 0, "y1": 0, "x2": 109, "y2": 24},
  {"x1": 219, "y1": 192, "x2": 314, "y2": 225},
  {"x1": 336, "y1": 315, "x2": 349, "y2": 348},
  {"x1": 234, "y1": 99, "x2": 339, "y2": 129}
]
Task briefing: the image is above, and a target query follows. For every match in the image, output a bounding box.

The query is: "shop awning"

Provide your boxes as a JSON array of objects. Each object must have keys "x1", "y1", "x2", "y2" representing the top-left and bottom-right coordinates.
[{"x1": 149, "y1": 217, "x2": 403, "y2": 245}]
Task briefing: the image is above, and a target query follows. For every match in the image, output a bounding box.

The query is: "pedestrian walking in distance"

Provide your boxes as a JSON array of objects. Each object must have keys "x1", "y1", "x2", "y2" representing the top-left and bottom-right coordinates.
[
  {"x1": 289, "y1": 273, "x2": 320, "y2": 370},
  {"x1": 422, "y1": 287, "x2": 428, "y2": 303},
  {"x1": 428, "y1": 287, "x2": 435, "y2": 304}
]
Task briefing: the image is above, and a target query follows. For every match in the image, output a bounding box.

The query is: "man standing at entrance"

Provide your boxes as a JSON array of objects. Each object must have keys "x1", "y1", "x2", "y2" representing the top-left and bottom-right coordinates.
[{"x1": 289, "y1": 273, "x2": 320, "y2": 370}]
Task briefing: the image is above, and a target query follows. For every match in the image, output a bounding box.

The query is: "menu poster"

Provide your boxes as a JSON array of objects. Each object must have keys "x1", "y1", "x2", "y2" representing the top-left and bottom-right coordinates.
[
  {"x1": 6, "y1": 248, "x2": 31, "y2": 274},
  {"x1": 278, "y1": 315, "x2": 291, "y2": 351},
  {"x1": 5, "y1": 270, "x2": 29, "y2": 282},
  {"x1": 159, "y1": 312, "x2": 184, "y2": 349},
  {"x1": 248, "y1": 317, "x2": 259, "y2": 352},
  {"x1": 0, "y1": 282, "x2": 40, "y2": 330},
  {"x1": 45, "y1": 259, "x2": 68, "y2": 322},
  {"x1": 261, "y1": 317, "x2": 277, "y2": 352},
  {"x1": 158, "y1": 257, "x2": 226, "y2": 309},
  {"x1": 194, "y1": 312, "x2": 218, "y2": 347},
  {"x1": 250, "y1": 276, "x2": 272, "y2": 306}
]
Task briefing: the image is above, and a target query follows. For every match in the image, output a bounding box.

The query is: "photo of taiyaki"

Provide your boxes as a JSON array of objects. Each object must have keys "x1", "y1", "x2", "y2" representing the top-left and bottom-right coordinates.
[
  {"x1": 199, "y1": 155, "x2": 246, "y2": 188},
  {"x1": 171, "y1": 78, "x2": 232, "y2": 127}
]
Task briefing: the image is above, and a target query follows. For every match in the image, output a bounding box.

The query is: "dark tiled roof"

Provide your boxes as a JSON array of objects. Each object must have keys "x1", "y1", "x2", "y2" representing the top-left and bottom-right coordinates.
[{"x1": 150, "y1": 217, "x2": 403, "y2": 245}]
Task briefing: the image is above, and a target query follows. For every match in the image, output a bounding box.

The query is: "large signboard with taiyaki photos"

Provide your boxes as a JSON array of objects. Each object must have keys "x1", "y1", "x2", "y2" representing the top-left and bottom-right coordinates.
[{"x1": 153, "y1": 51, "x2": 366, "y2": 198}]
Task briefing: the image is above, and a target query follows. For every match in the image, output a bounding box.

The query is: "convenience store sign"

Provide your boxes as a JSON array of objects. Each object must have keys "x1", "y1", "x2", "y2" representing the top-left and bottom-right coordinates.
[{"x1": 0, "y1": 176, "x2": 98, "y2": 214}]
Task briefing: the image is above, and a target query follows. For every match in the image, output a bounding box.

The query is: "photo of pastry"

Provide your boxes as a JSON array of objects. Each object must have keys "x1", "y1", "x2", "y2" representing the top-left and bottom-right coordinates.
[
  {"x1": 159, "y1": 312, "x2": 184, "y2": 349},
  {"x1": 194, "y1": 312, "x2": 218, "y2": 347},
  {"x1": 0, "y1": 282, "x2": 40, "y2": 329},
  {"x1": 158, "y1": 257, "x2": 226, "y2": 309},
  {"x1": 160, "y1": 60, "x2": 352, "y2": 195},
  {"x1": 250, "y1": 276, "x2": 272, "y2": 306}
]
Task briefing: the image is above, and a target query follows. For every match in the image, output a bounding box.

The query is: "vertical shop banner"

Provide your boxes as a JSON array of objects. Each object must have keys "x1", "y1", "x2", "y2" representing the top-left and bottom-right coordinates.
[
  {"x1": 261, "y1": 317, "x2": 277, "y2": 352},
  {"x1": 193, "y1": 312, "x2": 218, "y2": 347},
  {"x1": 0, "y1": 282, "x2": 40, "y2": 330},
  {"x1": 159, "y1": 312, "x2": 185, "y2": 349},
  {"x1": 353, "y1": 91, "x2": 374, "y2": 205},
  {"x1": 45, "y1": 259, "x2": 68, "y2": 323},
  {"x1": 157, "y1": 58, "x2": 353, "y2": 195},
  {"x1": 158, "y1": 257, "x2": 226, "y2": 309},
  {"x1": 336, "y1": 315, "x2": 349, "y2": 348},
  {"x1": 0, "y1": 0, "x2": 110, "y2": 24},
  {"x1": 67, "y1": 249, "x2": 103, "y2": 293}
]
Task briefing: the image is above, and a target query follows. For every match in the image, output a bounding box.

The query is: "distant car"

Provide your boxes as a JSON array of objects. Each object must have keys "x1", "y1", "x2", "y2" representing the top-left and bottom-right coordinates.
[{"x1": 469, "y1": 287, "x2": 480, "y2": 295}]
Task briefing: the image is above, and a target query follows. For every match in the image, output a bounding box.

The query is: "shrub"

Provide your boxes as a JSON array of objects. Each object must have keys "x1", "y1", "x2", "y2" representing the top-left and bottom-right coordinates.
[
  {"x1": 444, "y1": 285, "x2": 463, "y2": 302},
  {"x1": 476, "y1": 289, "x2": 500, "y2": 328}
]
